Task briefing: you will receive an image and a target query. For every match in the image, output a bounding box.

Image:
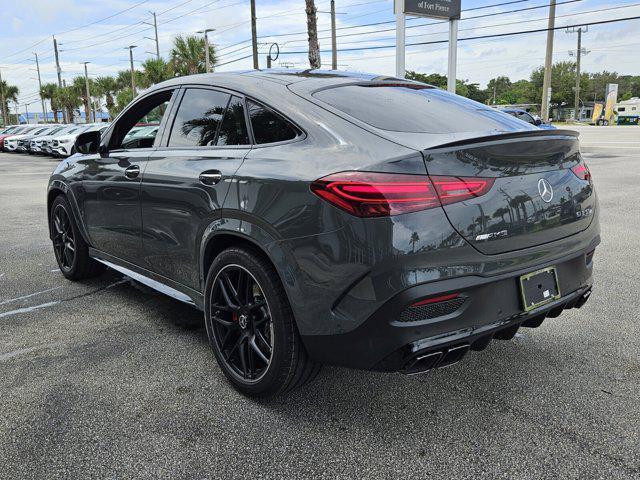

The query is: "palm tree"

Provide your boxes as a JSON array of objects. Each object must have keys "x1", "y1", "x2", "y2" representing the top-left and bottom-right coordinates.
[
  {"x1": 170, "y1": 35, "x2": 217, "y2": 76},
  {"x1": 305, "y1": 0, "x2": 321, "y2": 69},
  {"x1": 1, "y1": 80, "x2": 19, "y2": 125},
  {"x1": 115, "y1": 87, "x2": 134, "y2": 115},
  {"x1": 40, "y1": 83, "x2": 60, "y2": 123},
  {"x1": 141, "y1": 58, "x2": 172, "y2": 88},
  {"x1": 94, "y1": 76, "x2": 118, "y2": 118},
  {"x1": 72, "y1": 76, "x2": 92, "y2": 123},
  {"x1": 54, "y1": 86, "x2": 82, "y2": 123}
]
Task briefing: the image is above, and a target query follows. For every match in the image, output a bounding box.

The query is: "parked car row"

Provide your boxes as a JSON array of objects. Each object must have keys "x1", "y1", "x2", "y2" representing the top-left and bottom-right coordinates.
[{"x1": 0, "y1": 123, "x2": 113, "y2": 157}]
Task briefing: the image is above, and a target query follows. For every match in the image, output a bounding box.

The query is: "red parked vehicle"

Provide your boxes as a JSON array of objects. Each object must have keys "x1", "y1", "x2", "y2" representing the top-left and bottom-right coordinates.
[{"x1": 0, "y1": 125, "x2": 29, "y2": 151}]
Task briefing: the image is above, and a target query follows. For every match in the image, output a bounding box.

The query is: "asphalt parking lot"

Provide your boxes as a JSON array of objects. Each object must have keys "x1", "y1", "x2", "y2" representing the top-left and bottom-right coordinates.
[{"x1": 1, "y1": 128, "x2": 639, "y2": 479}]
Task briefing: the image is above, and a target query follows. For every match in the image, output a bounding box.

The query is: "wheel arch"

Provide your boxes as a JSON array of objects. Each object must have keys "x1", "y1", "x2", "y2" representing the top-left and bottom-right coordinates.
[
  {"x1": 199, "y1": 219, "x2": 304, "y2": 325},
  {"x1": 47, "y1": 180, "x2": 91, "y2": 245}
]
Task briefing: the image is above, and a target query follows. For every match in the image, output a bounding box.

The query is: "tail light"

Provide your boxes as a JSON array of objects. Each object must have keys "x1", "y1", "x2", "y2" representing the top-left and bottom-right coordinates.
[
  {"x1": 571, "y1": 161, "x2": 592, "y2": 182},
  {"x1": 310, "y1": 171, "x2": 494, "y2": 217}
]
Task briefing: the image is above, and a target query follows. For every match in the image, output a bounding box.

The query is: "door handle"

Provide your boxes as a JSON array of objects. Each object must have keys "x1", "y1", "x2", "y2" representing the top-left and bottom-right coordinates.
[
  {"x1": 199, "y1": 170, "x2": 222, "y2": 186},
  {"x1": 124, "y1": 165, "x2": 140, "y2": 179}
]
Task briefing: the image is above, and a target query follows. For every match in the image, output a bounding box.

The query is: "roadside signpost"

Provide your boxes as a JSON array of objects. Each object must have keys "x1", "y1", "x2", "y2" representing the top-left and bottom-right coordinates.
[{"x1": 395, "y1": 0, "x2": 461, "y2": 92}]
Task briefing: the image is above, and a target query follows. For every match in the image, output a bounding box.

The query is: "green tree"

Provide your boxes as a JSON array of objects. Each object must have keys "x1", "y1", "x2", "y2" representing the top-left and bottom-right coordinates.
[
  {"x1": 170, "y1": 35, "x2": 217, "y2": 76},
  {"x1": 115, "y1": 87, "x2": 134, "y2": 115},
  {"x1": 40, "y1": 83, "x2": 61, "y2": 123},
  {"x1": 94, "y1": 76, "x2": 118, "y2": 119},
  {"x1": 54, "y1": 86, "x2": 82, "y2": 123},
  {"x1": 72, "y1": 76, "x2": 93, "y2": 123},
  {"x1": 487, "y1": 76, "x2": 512, "y2": 104},
  {"x1": 140, "y1": 58, "x2": 172, "y2": 88},
  {"x1": 406, "y1": 71, "x2": 447, "y2": 88},
  {"x1": 0, "y1": 80, "x2": 19, "y2": 125},
  {"x1": 530, "y1": 61, "x2": 583, "y2": 109}
]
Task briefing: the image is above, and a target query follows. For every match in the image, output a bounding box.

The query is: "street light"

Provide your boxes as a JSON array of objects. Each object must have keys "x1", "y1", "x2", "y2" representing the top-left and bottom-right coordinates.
[{"x1": 197, "y1": 29, "x2": 215, "y2": 73}]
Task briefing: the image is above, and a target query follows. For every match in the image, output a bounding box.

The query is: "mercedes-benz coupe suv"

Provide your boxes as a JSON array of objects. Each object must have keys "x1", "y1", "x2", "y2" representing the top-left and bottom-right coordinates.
[{"x1": 47, "y1": 70, "x2": 599, "y2": 397}]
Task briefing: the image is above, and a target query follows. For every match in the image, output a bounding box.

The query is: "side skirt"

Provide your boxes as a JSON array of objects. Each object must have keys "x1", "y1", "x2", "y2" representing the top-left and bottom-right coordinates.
[{"x1": 89, "y1": 248, "x2": 204, "y2": 310}]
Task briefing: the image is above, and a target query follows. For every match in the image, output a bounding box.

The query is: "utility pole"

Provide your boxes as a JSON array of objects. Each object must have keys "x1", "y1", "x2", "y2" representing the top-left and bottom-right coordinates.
[
  {"x1": 447, "y1": 18, "x2": 458, "y2": 93},
  {"x1": 53, "y1": 36, "x2": 67, "y2": 123},
  {"x1": 127, "y1": 45, "x2": 137, "y2": 96},
  {"x1": 144, "y1": 12, "x2": 160, "y2": 60},
  {"x1": 24, "y1": 103, "x2": 30, "y2": 124},
  {"x1": 250, "y1": 0, "x2": 258, "y2": 69},
  {"x1": 198, "y1": 29, "x2": 215, "y2": 73},
  {"x1": 331, "y1": 0, "x2": 337, "y2": 70},
  {"x1": 151, "y1": 12, "x2": 160, "y2": 60},
  {"x1": 395, "y1": 0, "x2": 405, "y2": 78},
  {"x1": 540, "y1": 0, "x2": 556, "y2": 122},
  {"x1": 0, "y1": 66, "x2": 8, "y2": 126},
  {"x1": 34, "y1": 53, "x2": 48, "y2": 123},
  {"x1": 83, "y1": 62, "x2": 92, "y2": 123},
  {"x1": 567, "y1": 26, "x2": 588, "y2": 121}
]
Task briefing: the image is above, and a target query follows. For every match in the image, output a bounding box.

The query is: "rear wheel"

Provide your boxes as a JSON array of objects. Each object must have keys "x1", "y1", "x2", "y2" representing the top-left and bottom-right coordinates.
[
  {"x1": 204, "y1": 247, "x2": 320, "y2": 397},
  {"x1": 50, "y1": 195, "x2": 103, "y2": 280}
]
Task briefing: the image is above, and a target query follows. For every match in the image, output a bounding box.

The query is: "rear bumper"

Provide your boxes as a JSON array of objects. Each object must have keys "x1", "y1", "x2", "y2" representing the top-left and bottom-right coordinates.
[{"x1": 302, "y1": 247, "x2": 595, "y2": 372}]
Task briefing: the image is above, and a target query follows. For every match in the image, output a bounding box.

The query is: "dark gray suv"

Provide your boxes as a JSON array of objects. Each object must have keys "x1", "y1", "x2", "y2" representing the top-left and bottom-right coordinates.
[{"x1": 47, "y1": 70, "x2": 599, "y2": 397}]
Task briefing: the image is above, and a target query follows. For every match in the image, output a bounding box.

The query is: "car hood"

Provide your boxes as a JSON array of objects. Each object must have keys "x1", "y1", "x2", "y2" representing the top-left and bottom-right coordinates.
[
  {"x1": 53, "y1": 135, "x2": 77, "y2": 142},
  {"x1": 5, "y1": 134, "x2": 30, "y2": 141}
]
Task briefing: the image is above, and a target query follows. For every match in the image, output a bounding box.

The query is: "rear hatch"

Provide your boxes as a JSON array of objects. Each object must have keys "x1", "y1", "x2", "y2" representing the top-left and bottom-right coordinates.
[{"x1": 423, "y1": 131, "x2": 595, "y2": 255}]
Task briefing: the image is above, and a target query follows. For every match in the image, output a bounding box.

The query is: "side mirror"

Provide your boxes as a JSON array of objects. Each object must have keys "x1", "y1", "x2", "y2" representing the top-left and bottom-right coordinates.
[
  {"x1": 75, "y1": 130, "x2": 102, "y2": 155},
  {"x1": 534, "y1": 118, "x2": 543, "y2": 126}
]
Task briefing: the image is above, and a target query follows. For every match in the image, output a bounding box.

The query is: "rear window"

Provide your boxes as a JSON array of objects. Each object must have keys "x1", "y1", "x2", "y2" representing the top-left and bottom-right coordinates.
[{"x1": 312, "y1": 84, "x2": 528, "y2": 134}]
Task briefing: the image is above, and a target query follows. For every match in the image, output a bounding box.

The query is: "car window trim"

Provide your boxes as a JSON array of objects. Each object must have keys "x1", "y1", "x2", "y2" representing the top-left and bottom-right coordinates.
[
  {"x1": 159, "y1": 81, "x2": 306, "y2": 147},
  {"x1": 101, "y1": 86, "x2": 177, "y2": 151}
]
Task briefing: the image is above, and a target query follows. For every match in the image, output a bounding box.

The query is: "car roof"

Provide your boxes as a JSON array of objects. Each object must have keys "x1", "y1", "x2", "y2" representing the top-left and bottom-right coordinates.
[{"x1": 143, "y1": 69, "x2": 414, "y2": 98}]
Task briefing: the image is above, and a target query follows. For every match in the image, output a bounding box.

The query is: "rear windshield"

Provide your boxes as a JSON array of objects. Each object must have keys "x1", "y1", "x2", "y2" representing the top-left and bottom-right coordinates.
[{"x1": 312, "y1": 84, "x2": 528, "y2": 134}]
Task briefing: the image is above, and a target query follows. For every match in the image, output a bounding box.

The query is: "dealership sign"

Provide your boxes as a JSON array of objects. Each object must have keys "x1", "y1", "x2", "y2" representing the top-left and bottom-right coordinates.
[{"x1": 403, "y1": 0, "x2": 461, "y2": 19}]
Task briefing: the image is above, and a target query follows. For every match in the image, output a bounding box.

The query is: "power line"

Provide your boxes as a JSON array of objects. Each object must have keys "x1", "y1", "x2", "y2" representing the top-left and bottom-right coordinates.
[
  {"x1": 253, "y1": 14, "x2": 640, "y2": 58},
  {"x1": 282, "y1": 1, "x2": 640, "y2": 49},
  {"x1": 54, "y1": 0, "x2": 149, "y2": 36}
]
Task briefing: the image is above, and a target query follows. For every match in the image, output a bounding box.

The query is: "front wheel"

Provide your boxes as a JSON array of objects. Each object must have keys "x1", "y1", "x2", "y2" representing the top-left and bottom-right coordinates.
[{"x1": 204, "y1": 247, "x2": 320, "y2": 397}]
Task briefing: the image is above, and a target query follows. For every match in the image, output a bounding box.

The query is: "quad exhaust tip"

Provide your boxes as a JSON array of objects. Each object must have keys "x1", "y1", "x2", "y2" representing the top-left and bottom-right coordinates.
[{"x1": 404, "y1": 344, "x2": 470, "y2": 375}]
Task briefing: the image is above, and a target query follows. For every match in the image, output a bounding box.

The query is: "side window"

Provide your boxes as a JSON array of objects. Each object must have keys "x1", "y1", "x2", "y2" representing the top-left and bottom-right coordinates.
[
  {"x1": 247, "y1": 100, "x2": 298, "y2": 144},
  {"x1": 517, "y1": 112, "x2": 535, "y2": 124},
  {"x1": 169, "y1": 88, "x2": 230, "y2": 147},
  {"x1": 109, "y1": 89, "x2": 174, "y2": 150},
  {"x1": 216, "y1": 96, "x2": 249, "y2": 146}
]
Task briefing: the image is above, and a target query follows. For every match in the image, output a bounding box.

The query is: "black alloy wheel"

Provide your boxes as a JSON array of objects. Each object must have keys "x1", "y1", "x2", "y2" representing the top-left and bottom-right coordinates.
[
  {"x1": 204, "y1": 247, "x2": 321, "y2": 397},
  {"x1": 209, "y1": 264, "x2": 274, "y2": 382},
  {"x1": 52, "y1": 203, "x2": 76, "y2": 272}
]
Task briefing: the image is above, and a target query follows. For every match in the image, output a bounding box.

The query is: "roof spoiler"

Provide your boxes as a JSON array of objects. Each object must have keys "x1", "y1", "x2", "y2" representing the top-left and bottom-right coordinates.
[{"x1": 425, "y1": 129, "x2": 580, "y2": 152}]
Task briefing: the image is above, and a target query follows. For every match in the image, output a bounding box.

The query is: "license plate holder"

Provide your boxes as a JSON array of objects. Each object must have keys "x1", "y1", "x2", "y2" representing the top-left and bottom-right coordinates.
[{"x1": 520, "y1": 267, "x2": 561, "y2": 312}]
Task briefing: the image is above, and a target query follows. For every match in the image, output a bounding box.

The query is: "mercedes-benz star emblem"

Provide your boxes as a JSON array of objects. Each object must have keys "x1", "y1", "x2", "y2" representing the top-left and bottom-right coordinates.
[{"x1": 538, "y1": 178, "x2": 554, "y2": 203}]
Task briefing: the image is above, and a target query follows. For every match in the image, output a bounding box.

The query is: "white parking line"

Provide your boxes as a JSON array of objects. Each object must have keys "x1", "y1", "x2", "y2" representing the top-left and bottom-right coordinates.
[
  {"x1": 0, "y1": 301, "x2": 60, "y2": 319},
  {"x1": 0, "y1": 286, "x2": 62, "y2": 306}
]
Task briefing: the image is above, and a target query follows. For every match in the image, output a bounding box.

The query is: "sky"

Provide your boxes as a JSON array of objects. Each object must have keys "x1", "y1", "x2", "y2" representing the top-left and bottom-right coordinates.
[{"x1": 0, "y1": 0, "x2": 639, "y2": 114}]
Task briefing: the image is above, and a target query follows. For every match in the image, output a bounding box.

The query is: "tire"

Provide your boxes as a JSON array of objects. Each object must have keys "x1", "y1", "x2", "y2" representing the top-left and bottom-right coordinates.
[
  {"x1": 204, "y1": 247, "x2": 320, "y2": 397},
  {"x1": 50, "y1": 195, "x2": 104, "y2": 281}
]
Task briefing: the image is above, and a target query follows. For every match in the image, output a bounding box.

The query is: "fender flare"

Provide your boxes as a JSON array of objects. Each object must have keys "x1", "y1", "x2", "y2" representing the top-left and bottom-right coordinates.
[
  {"x1": 47, "y1": 179, "x2": 91, "y2": 246},
  {"x1": 198, "y1": 216, "x2": 305, "y2": 322}
]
